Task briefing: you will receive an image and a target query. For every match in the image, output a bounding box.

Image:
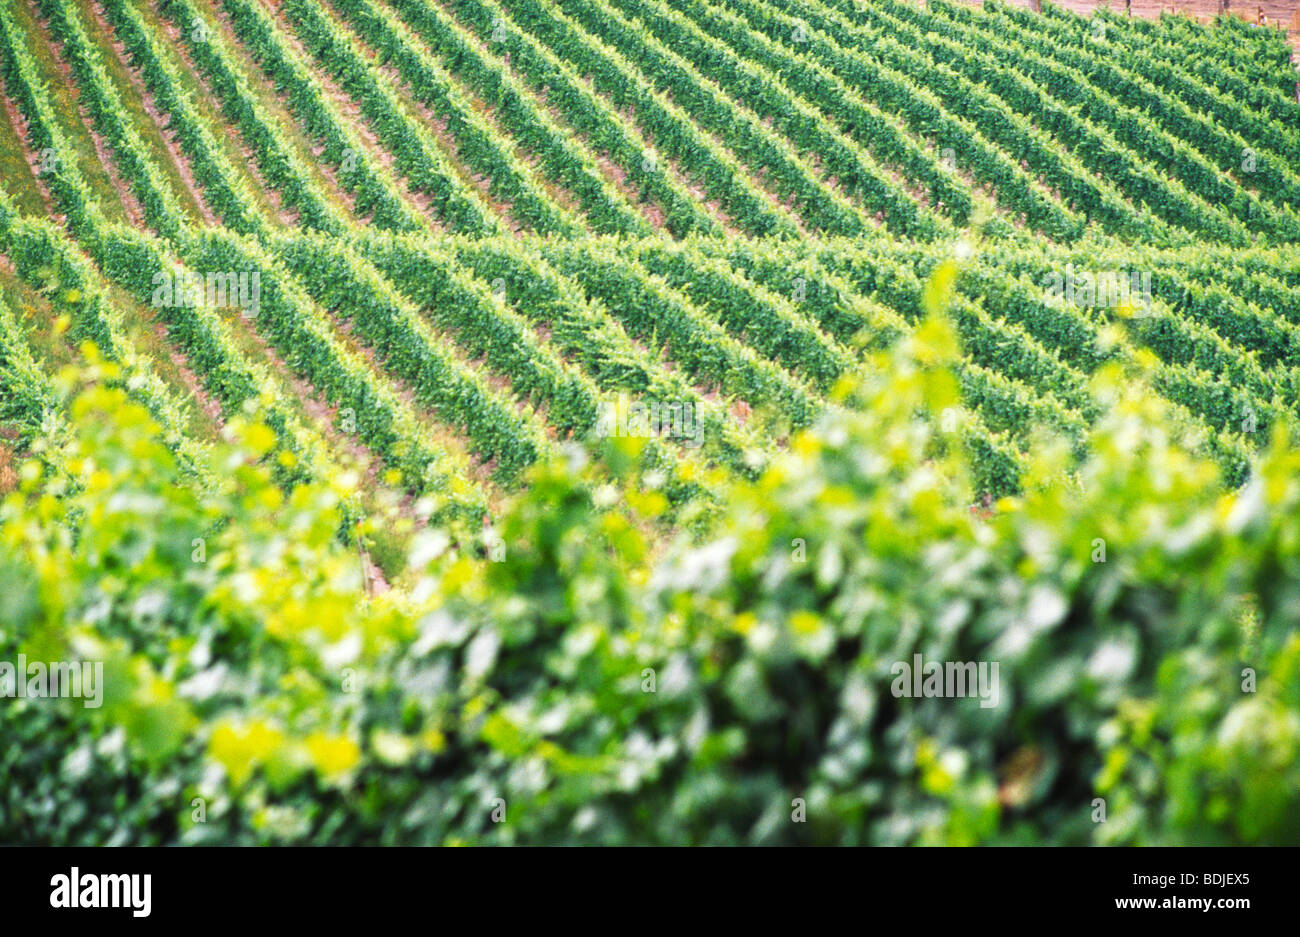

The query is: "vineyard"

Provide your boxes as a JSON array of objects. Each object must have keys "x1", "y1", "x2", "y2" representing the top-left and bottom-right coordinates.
[{"x1": 1, "y1": 0, "x2": 1300, "y2": 847}]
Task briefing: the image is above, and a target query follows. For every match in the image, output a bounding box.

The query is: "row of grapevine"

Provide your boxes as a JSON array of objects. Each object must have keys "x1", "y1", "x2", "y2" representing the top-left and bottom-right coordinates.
[
  {"x1": 36, "y1": 0, "x2": 192, "y2": 237},
  {"x1": 359, "y1": 232, "x2": 748, "y2": 498},
  {"x1": 903, "y1": 237, "x2": 1289, "y2": 399},
  {"x1": 633, "y1": 239, "x2": 853, "y2": 390},
  {"x1": 1, "y1": 182, "x2": 216, "y2": 476},
  {"x1": 105, "y1": 222, "x2": 494, "y2": 526},
  {"x1": 610, "y1": 0, "x2": 948, "y2": 239},
  {"x1": 674, "y1": 235, "x2": 1055, "y2": 488},
  {"x1": 826, "y1": 241, "x2": 1095, "y2": 444},
  {"x1": 1181, "y1": 261, "x2": 1300, "y2": 330},
  {"x1": 1, "y1": 6, "x2": 240, "y2": 448},
  {"x1": 710, "y1": 238, "x2": 1055, "y2": 490},
  {"x1": 0, "y1": 1, "x2": 125, "y2": 237},
  {"x1": 553, "y1": 0, "x2": 877, "y2": 237},
  {"x1": 87, "y1": 223, "x2": 390, "y2": 494},
  {"x1": 444, "y1": 235, "x2": 763, "y2": 477},
  {"x1": 1067, "y1": 241, "x2": 1300, "y2": 323},
  {"x1": 501, "y1": 0, "x2": 799, "y2": 238},
  {"x1": 357, "y1": 0, "x2": 645, "y2": 236},
  {"x1": 96, "y1": 4, "x2": 587, "y2": 484},
  {"x1": 1144, "y1": 274, "x2": 1300, "y2": 374},
  {"x1": 970, "y1": 239, "x2": 1300, "y2": 405},
  {"x1": 666, "y1": 0, "x2": 974, "y2": 228},
  {"x1": 986, "y1": 1, "x2": 1300, "y2": 207},
  {"x1": 624, "y1": 232, "x2": 1092, "y2": 457},
  {"x1": 1223, "y1": 248, "x2": 1300, "y2": 290},
  {"x1": 268, "y1": 233, "x2": 554, "y2": 475},
  {"x1": 177, "y1": 225, "x2": 498, "y2": 500},
  {"x1": 15, "y1": 3, "x2": 721, "y2": 507},
  {"x1": 2, "y1": 216, "x2": 226, "y2": 478},
  {"x1": 156, "y1": 0, "x2": 349, "y2": 233},
  {"x1": 345, "y1": 230, "x2": 759, "y2": 501},
  {"x1": 845, "y1": 238, "x2": 1261, "y2": 478},
  {"x1": 541, "y1": 238, "x2": 818, "y2": 433},
  {"x1": 1200, "y1": 7, "x2": 1296, "y2": 72},
  {"x1": 708, "y1": 236, "x2": 1261, "y2": 480},
  {"x1": 105, "y1": 217, "x2": 490, "y2": 521},
  {"x1": 954, "y1": 357, "x2": 1088, "y2": 451},
  {"x1": 4, "y1": 9, "x2": 486, "y2": 515},
  {"x1": 452, "y1": 0, "x2": 721, "y2": 238},
  {"x1": 0, "y1": 288, "x2": 57, "y2": 448},
  {"x1": 811, "y1": 0, "x2": 1246, "y2": 243},
  {"x1": 974, "y1": 261, "x2": 1291, "y2": 445},
  {"x1": 12, "y1": 1, "x2": 501, "y2": 513},
  {"x1": 102, "y1": 0, "x2": 270, "y2": 237},
  {"x1": 2, "y1": 175, "x2": 353, "y2": 495},
  {"x1": 932, "y1": 240, "x2": 1296, "y2": 443},
  {"x1": 348, "y1": 230, "x2": 769, "y2": 496},
  {"x1": 957, "y1": 266, "x2": 1112, "y2": 374},
  {"x1": 273, "y1": 0, "x2": 523, "y2": 234},
  {"x1": 8, "y1": 0, "x2": 1295, "y2": 512},
  {"x1": 337, "y1": 231, "x2": 741, "y2": 503},
  {"x1": 728, "y1": 0, "x2": 1087, "y2": 240},
  {"x1": 829, "y1": 252, "x2": 1097, "y2": 424},
  {"x1": 1087, "y1": 6, "x2": 1300, "y2": 151},
  {"x1": 1141, "y1": 22, "x2": 1299, "y2": 129},
  {"x1": 771, "y1": 0, "x2": 1165, "y2": 241},
  {"x1": 346, "y1": 234, "x2": 595, "y2": 436},
  {"x1": 872, "y1": 0, "x2": 1254, "y2": 241},
  {"x1": 1046, "y1": 2, "x2": 1297, "y2": 100},
  {"x1": 44, "y1": 0, "x2": 294, "y2": 245},
  {"x1": 942, "y1": 0, "x2": 1300, "y2": 237},
  {"x1": 718, "y1": 237, "x2": 907, "y2": 347},
  {"x1": 215, "y1": 0, "x2": 427, "y2": 231},
  {"x1": 655, "y1": 233, "x2": 1093, "y2": 452}
]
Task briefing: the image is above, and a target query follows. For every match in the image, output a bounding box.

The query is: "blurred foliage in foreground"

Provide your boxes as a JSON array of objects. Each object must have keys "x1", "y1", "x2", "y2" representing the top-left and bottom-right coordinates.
[{"x1": 3, "y1": 311, "x2": 1300, "y2": 846}]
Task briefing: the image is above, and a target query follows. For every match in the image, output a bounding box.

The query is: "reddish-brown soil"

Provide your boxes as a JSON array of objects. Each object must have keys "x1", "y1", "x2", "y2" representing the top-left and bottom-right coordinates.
[{"x1": 0, "y1": 442, "x2": 18, "y2": 496}]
